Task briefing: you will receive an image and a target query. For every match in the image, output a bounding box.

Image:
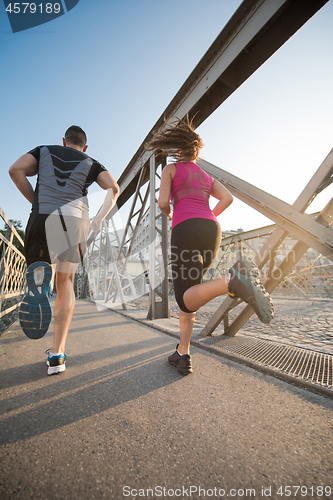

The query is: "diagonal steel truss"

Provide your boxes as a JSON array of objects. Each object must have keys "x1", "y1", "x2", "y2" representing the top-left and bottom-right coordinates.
[
  {"x1": 0, "y1": 0, "x2": 331, "y2": 344},
  {"x1": 198, "y1": 153, "x2": 333, "y2": 336},
  {"x1": 83, "y1": 157, "x2": 170, "y2": 319},
  {"x1": 113, "y1": 0, "x2": 329, "y2": 212},
  {"x1": 79, "y1": 0, "x2": 332, "y2": 332}
]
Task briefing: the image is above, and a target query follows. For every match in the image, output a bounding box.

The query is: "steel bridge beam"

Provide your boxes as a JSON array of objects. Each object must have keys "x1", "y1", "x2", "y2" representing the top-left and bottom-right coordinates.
[
  {"x1": 224, "y1": 198, "x2": 333, "y2": 336},
  {"x1": 199, "y1": 151, "x2": 333, "y2": 336},
  {"x1": 113, "y1": 0, "x2": 329, "y2": 212},
  {"x1": 198, "y1": 155, "x2": 333, "y2": 261},
  {"x1": 220, "y1": 224, "x2": 276, "y2": 248},
  {"x1": 84, "y1": 0, "x2": 330, "y2": 323}
]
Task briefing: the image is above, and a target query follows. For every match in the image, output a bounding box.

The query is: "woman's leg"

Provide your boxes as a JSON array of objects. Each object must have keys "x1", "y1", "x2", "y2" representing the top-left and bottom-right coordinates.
[
  {"x1": 183, "y1": 276, "x2": 229, "y2": 312},
  {"x1": 178, "y1": 309, "x2": 196, "y2": 355},
  {"x1": 184, "y1": 258, "x2": 275, "y2": 325},
  {"x1": 177, "y1": 276, "x2": 229, "y2": 355},
  {"x1": 182, "y1": 218, "x2": 227, "y2": 311},
  {"x1": 171, "y1": 219, "x2": 222, "y2": 357}
]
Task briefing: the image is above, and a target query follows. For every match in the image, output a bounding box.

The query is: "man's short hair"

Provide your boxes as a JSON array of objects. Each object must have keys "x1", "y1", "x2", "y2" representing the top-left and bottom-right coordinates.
[{"x1": 64, "y1": 126, "x2": 87, "y2": 148}]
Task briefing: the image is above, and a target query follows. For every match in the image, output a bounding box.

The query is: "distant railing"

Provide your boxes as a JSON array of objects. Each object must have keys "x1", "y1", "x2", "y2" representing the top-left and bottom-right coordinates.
[{"x1": 0, "y1": 208, "x2": 26, "y2": 333}]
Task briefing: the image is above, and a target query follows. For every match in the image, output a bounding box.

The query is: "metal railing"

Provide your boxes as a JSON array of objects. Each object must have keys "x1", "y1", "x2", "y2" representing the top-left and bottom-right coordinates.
[
  {"x1": 0, "y1": 208, "x2": 26, "y2": 332},
  {"x1": 82, "y1": 0, "x2": 332, "y2": 336},
  {"x1": 2, "y1": 0, "x2": 332, "y2": 342}
]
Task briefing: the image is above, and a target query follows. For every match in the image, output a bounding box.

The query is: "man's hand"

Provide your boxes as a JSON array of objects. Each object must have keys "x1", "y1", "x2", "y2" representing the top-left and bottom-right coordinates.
[{"x1": 90, "y1": 216, "x2": 103, "y2": 233}]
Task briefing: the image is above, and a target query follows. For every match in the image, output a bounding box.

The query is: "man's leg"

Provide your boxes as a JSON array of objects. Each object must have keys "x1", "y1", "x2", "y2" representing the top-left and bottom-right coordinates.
[{"x1": 51, "y1": 264, "x2": 77, "y2": 354}]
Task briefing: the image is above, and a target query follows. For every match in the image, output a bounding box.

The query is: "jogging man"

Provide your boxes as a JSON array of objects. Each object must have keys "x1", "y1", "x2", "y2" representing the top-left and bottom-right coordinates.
[{"x1": 9, "y1": 125, "x2": 119, "y2": 375}]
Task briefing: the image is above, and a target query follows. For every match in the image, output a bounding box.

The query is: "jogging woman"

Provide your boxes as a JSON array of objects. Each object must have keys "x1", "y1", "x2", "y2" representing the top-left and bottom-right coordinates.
[{"x1": 145, "y1": 117, "x2": 273, "y2": 375}]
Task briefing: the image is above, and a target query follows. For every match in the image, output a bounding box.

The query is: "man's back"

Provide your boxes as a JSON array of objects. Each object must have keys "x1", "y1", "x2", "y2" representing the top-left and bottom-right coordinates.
[{"x1": 28, "y1": 145, "x2": 106, "y2": 217}]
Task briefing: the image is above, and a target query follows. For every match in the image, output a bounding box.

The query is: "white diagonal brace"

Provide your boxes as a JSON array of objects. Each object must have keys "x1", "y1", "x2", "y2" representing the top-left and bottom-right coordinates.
[
  {"x1": 198, "y1": 158, "x2": 333, "y2": 260},
  {"x1": 199, "y1": 150, "x2": 333, "y2": 336},
  {"x1": 116, "y1": 0, "x2": 328, "y2": 211}
]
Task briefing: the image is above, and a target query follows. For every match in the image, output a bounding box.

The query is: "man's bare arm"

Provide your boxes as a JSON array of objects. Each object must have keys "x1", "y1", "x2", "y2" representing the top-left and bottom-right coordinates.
[
  {"x1": 90, "y1": 171, "x2": 120, "y2": 232},
  {"x1": 9, "y1": 154, "x2": 38, "y2": 204}
]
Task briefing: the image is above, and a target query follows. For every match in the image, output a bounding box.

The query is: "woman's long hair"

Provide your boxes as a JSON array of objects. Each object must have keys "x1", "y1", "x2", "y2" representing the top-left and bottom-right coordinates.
[{"x1": 145, "y1": 115, "x2": 203, "y2": 162}]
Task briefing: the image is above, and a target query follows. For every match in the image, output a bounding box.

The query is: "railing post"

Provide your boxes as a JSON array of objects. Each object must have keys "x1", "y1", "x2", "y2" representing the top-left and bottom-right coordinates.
[
  {"x1": 148, "y1": 154, "x2": 156, "y2": 319},
  {"x1": 161, "y1": 160, "x2": 170, "y2": 318}
]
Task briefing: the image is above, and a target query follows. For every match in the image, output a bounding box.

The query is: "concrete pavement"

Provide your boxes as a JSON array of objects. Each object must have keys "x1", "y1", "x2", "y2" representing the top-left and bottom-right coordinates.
[
  {"x1": 0, "y1": 299, "x2": 333, "y2": 499},
  {"x1": 133, "y1": 296, "x2": 333, "y2": 355}
]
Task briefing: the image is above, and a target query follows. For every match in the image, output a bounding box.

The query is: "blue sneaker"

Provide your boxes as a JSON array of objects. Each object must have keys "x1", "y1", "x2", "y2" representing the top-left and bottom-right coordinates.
[
  {"x1": 45, "y1": 349, "x2": 66, "y2": 375},
  {"x1": 228, "y1": 257, "x2": 274, "y2": 324},
  {"x1": 19, "y1": 261, "x2": 53, "y2": 339}
]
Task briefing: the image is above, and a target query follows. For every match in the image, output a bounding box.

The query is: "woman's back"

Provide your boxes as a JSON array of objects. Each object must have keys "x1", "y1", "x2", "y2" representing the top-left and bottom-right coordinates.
[{"x1": 170, "y1": 162, "x2": 216, "y2": 228}]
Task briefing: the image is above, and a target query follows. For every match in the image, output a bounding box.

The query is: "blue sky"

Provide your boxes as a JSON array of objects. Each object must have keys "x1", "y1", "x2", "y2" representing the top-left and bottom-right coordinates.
[{"x1": 1, "y1": 0, "x2": 332, "y2": 233}]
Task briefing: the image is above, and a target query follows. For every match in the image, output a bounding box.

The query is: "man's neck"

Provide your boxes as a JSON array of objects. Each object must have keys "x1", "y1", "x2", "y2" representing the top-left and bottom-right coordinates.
[{"x1": 66, "y1": 143, "x2": 84, "y2": 152}]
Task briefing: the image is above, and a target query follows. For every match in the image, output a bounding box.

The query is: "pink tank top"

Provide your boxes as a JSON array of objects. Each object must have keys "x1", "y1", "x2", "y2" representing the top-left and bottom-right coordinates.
[{"x1": 170, "y1": 162, "x2": 218, "y2": 229}]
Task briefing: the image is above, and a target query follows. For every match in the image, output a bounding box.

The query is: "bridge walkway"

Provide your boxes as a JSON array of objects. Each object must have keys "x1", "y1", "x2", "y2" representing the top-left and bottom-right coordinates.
[{"x1": 0, "y1": 299, "x2": 332, "y2": 499}]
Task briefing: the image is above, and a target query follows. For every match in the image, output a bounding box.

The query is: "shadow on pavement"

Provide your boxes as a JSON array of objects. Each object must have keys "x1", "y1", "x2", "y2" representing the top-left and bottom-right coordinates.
[{"x1": 0, "y1": 337, "x2": 179, "y2": 446}]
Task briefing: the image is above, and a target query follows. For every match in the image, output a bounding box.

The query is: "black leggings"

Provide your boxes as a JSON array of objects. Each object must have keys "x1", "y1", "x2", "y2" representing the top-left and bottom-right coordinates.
[{"x1": 170, "y1": 218, "x2": 221, "y2": 313}]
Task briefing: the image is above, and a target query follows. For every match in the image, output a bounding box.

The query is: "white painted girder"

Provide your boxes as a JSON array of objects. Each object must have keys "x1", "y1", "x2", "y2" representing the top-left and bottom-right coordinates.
[
  {"x1": 198, "y1": 158, "x2": 333, "y2": 260},
  {"x1": 115, "y1": 0, "x2": 328, "y2": 209}
]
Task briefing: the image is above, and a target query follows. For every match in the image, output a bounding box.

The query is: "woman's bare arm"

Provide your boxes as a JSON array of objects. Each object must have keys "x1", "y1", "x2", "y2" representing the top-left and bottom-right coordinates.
[{"x1": 210, "y1": 179, "x2": 233, "y2": 217}]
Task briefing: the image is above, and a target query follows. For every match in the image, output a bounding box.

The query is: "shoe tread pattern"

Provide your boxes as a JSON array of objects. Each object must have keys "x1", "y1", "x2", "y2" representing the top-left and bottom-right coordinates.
[
  {"x1": 229, "y1": 258, "x2": 274, "y2": 324},
  {"x1": 19, "y1": 261, "x2": 52, "y2": 339}
]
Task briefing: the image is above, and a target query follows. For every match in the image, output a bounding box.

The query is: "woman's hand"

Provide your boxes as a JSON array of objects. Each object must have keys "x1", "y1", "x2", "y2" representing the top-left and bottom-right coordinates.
[
  {"x1": 211, "y1": 180, "x2": 233, "y2": 217},
  {"x1": 158, "y1": 163, "x2": 176, "y2": 219}
]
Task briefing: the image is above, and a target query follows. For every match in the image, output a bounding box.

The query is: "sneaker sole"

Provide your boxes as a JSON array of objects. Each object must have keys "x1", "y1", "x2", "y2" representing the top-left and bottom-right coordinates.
[
  {"x1": 169, "y1": 359, "x2": 193, "y2": 375},
  {"x1": 46, "y1": 358, "x2": 66, "y2": 375},
  {"x1": 177, "y1": 366, "x2": 193, "y2": 375},
  {"x1": 19, "y1": 261, "x2": 52, "y2": 339},
  {"x1": 240, "y1": 259, "x2": 274, "y2": 324},
  {"x1": 47, "y1": 364, "x2": 66, "y2": 375}
]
